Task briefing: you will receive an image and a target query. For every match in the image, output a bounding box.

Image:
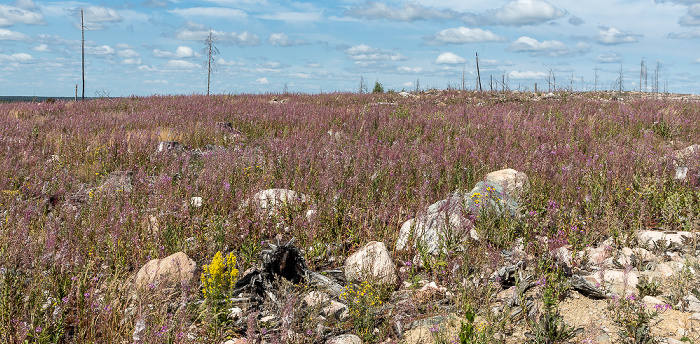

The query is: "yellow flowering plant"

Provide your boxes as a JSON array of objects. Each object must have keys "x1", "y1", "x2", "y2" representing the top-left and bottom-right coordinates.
[
  {"x1": 201, "y1": 251, "x2": 239, "y2": 301},
  {"x1": 339, "y1": 281, "x2": 383, "y2": 342}
]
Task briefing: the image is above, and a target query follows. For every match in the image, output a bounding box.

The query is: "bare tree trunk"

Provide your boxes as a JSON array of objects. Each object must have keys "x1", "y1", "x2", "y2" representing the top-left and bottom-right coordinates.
[
  {"x1": 475, "y1": 52, "x2": 482, "y2": 92},
  {"x1": 81, "y1": 9, "x2": 85, "y2": 100}
]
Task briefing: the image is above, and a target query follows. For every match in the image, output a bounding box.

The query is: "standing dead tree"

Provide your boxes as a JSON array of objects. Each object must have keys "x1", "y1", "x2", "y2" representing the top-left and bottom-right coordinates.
[
  {"x1": 81, "y1": 9, "x2": 85, "y2": 100},
  {"x1": 203, "y1": 29, "x2": 219, "y2": 96}
]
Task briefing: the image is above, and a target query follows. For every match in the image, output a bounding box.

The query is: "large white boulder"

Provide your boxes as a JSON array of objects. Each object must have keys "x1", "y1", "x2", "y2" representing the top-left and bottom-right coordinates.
[
  {"x1": 345, "y1": 241, "x2": 396, "y2": 285},
  {"x1": 484, "y1": 168, "x2": 530, "y2": 200},
  {"x1": 134, "y1": 252, "x2": 197, "y2": 290}
]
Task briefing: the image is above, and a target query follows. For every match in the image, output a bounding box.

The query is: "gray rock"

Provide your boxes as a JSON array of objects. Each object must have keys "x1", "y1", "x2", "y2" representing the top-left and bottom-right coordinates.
[
  {"x1": 684, "y1": 294, "x2": 700, "y2": 312},
  {"x1": 396, "y1": 211, "x2": 477, "y2": 255},
  {"x1": 157, "y1": 141, "x2": 182, "y2": 153},
  {"x1": 464, "y1": 181, "x2": 520, "y2": 217}
]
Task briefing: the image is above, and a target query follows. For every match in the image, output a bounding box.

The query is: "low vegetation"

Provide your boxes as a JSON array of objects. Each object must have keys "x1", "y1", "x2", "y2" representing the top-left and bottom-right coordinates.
[{"x1": 0, "y1": 90, "x2": 698, "y2": 343}]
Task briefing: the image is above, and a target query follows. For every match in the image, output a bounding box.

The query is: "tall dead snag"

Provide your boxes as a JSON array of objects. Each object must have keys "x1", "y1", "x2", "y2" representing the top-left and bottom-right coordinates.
[
  {"x1": 81, "y1": 9, "x2": 85, "y2": 100},
  {"x1": 203, "y1": 29, "x2": 219, "y2": 96}
]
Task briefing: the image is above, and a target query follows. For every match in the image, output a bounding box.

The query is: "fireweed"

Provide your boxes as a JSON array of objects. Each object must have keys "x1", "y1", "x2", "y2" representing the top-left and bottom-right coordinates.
[{"x1": 0, "y1": 92, "x2": 698, "y2": 341}]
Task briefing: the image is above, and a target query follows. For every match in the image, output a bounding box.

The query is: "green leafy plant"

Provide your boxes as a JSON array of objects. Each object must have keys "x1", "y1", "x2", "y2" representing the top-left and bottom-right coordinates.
[
  {"x1": 608, "y1": 294, "x2": 663, "y2": 344},
  {"x1": 525, "y1": 285, "x2": 582, "y2": 344},
  {"x1": 636, "y1": 276, "x2": 661, "y2": 299},
  {"x1": 459, "y1": 306, "x2": 491, "y2": 344}
]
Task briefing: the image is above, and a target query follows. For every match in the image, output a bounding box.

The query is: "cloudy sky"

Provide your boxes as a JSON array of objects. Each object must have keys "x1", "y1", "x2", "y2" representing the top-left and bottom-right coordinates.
[{"x1": 1, "y1": 0, "x2": 700, "y2": 96}]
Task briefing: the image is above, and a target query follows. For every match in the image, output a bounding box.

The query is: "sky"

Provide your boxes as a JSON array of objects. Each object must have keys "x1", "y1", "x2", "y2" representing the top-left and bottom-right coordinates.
[{"x1": 1, "y1": 0, "x2": 700, "y2": 97}]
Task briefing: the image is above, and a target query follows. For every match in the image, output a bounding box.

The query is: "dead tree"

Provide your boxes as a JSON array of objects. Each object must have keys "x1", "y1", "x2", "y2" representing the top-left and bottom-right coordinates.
[{"x1": 203, "y1": 29, "x2": 219, "y2": 96}]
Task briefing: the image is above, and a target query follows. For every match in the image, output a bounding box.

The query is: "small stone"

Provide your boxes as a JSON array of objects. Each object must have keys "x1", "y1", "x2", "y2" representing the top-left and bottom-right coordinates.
[
  {"x1": 190, "y1": 196, "x2": 203, "y2": 207},
  {"x1": 133, "y1": 317, "x2": 146, "y2": 341},
  {"x1": 260, "y1": 315, "x2": 276, "y2": 324},
  {"x1": 222, "y1": 339, "x2": 245, "y2": 344},
  {"x1": 228, "y1": 307, "x2": 242, "y2": 320},
  {"x1": 303, "y1": 291, "x2": 330, "y2": 308},
  {"x1": 654, "y1": 262, "x2": 674, "y2": 277},
  {"x1": 642, "y1": 296, "x2": 664, "y2": 305},
  {"x1": 157, "y1": 141, "x2": 182, "y2": 153},
  {"x1": 322, "y1": 301, "x2": 349, "y2": 321}
]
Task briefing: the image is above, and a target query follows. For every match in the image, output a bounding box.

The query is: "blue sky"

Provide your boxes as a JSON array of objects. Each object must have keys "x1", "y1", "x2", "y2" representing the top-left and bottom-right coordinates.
[{"x1": 1, "y1": 0, "x2": 699, "y2": 96}]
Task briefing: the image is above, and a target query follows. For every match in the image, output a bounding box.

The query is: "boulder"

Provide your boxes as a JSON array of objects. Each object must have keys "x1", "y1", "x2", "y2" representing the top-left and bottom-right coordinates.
[
  {"x1": 134, "y1": 252, "x2": 197, "y2": 290},
  {"x1": 396, "y1": 211, "x2": 477, "y2": 255},
  {"x1": 157, "y1": 141, "x2": 182, "y2": 153},
  {"x1": 326, "y1": 334, "x2": 362, "y2": 344},
  {"x1": 638, "y1": 230, "x2": 695, "y2": 248},
  {"x1": 246, "y1": 188, "x2": 309, "y2": 213},
  {"x1": 98, "y1": 170, "x2": 133, "y2": 193},
  {"x1": 484, "y1": 168, "x2": 530, "y2": 200},
  {"x1": 464, "y1": 181, "x2": 520, "y2": 217},
  {"x1": 345, "y1": 241, "x2": 396, "y2": 285},
  {"x1": 583, "y1": 269, "x2": 638, "y2": 296},
  {"x1": 672, "y1": 144, "x2": 700, "y2": 167}
]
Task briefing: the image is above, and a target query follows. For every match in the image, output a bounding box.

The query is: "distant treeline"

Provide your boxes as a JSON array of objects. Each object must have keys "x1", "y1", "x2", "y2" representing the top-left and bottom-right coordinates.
[{"x1": 0, "y1": 96, "x2": 99, "y2": 103}]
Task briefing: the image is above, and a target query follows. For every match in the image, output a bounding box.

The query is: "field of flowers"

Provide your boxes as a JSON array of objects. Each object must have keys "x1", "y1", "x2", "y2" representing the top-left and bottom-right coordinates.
[{"x1": 0, "y1": 90, "x2": 699, "y2": 343}]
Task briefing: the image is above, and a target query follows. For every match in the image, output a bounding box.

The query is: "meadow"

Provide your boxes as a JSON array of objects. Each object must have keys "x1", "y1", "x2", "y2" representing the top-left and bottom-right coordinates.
[{"x1": 0, "y1": 90, "x2": 699, "y2": 343}]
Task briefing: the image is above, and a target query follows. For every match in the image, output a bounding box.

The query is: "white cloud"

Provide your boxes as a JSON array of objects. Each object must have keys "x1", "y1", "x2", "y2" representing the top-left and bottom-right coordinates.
[
  {"x1": 153, "y1": 46, "x2": 196, "y2": 59},
  {"x1": 267, "y1": 33, "x2": 307, "y2": 47},
  {"x1": 217, "y1": 58, "x2": 245, "y2": 66},
  {"x1": 509, "y1": 36, "x2": 567, "y2": 54},
  {"x1": 258, "y1": 11, "x2": 323, "y2": 22},
  {"x1": 508, "y1": 70, "x2": 547, "y2": 79},
  {"x1": 142, "y1": 0, "x2": 167, "y2": 8},
  {"x1": 344, "y1": 44, "x2": 406, "y2": 61},
  {"x1": 80, "y1": 6, "x2": 123, "y2": 30},
  {"x1": 397, "y1": 66, "x2": 423, "y2": 73},
  {"x1": 480, "y1": 59, "x2": 516, "y2": 67},
  {"x1": 122, "y1": 58, "x2": 142, "y2": 65},
  {"x1": 0, "y1": 28, "x2": 28, "y2": 40},
  {"x1": 169, "y1": 7, "x2": 248, "y2": 19},
  {"x1": 163, "y1": 60, "x2": 199, "y2": 69},
  {"x1": 254, "y1": 77, "x2": 270, "y2": 84},
  {"x1": 595, "y1": 52, "x2": 623, "y2": 63},
  {"x1": 344, "y1": 1, "x2": 460, "y2": 21},
  {"x1": 493, "y1": 0, "x2": 566, "y2": 26},
  {"x1": 0, "y1": 53, "x2": 33, "y2": 62},
  {"x1": 143, "y1": 79, "x2": 169, "y2": 84},
  {"x1": 175, "y1": 22, "x2": 260, "y2": 46},
  {"x1": 694, "y1": 57, "x2": 700, "y2": 64},
  {"x1": 86, "y1": 45, "x2": 115, "y2": 56},
  {"x1": 435, "y1": 52, "x2": 466, "y2": 64},
  {"x1": 679, "y1": 4, "x2": 700, "y2": 26},
  {"x1": 0, "y1": 2, "x2": 45, "y2": 26},
  {"x1": 666, "y1": 29, "x2": 700, "y2": 38},
  {"x1": 306, "y1": 62, "x2": 321, "y2": 68},
  {"x1": 596, "y1": 26, "x2": 642, "y2": 45},
  {"x1": 426, "y1": 27, "x2": 507, "y2": 45},
  {"x1": 138, "y1": 65, "x2": 158, "y2": 71},
  {"x1": 118, "y1": 49, "x2": 140, "y2": 58},
  {"x1": 32, "y1": 44, "x2": 49, "y2": 52}
]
